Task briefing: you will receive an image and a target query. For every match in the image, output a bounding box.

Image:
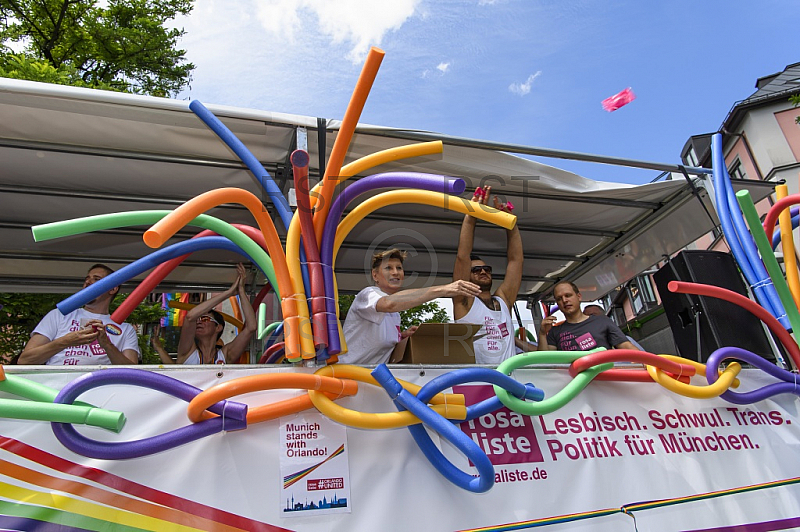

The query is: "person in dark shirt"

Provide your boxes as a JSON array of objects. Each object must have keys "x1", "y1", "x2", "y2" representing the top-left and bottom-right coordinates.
[{"x1": 537, "y1": 281, "x2": 639, "y2": 351}]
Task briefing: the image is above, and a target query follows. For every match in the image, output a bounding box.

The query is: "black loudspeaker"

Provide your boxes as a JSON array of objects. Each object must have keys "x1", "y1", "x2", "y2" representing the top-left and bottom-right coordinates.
[{"x1": 653, "y1": 250, "x2": 778, "y2": 364}]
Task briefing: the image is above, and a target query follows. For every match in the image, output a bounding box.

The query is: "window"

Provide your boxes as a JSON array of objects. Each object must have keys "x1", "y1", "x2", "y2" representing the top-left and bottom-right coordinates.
[
  {"x1": 728, "y1": 159, "x2": 747, "y2": 180},
  {"x1": 626, "y1": 275, "x2": 658, "y2": 316}
]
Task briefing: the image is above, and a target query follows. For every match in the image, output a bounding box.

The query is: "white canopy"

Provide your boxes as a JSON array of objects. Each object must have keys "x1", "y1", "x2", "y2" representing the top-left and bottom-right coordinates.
[{"x1": 0, "y1": 78, "x2": 773, "y2": 302}]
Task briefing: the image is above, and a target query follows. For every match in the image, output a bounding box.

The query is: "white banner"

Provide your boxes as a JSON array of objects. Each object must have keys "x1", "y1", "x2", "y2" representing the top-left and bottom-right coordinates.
[{"x1": 0, "y1": 366, "x2": 798, "y2": 532}]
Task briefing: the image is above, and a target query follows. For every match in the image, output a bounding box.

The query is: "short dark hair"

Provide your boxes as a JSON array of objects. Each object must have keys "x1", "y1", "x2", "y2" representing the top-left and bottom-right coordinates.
[
  {"x1": 210, "y1": 309, "x2": 225, "y2": 341},
  {"x1": 470, "y1": 254, "x2": 482, "y2": 261},
  {"x1": 554, "y1": 280, "x2": 580, "y2": 295},
  {"x1": 371, "y1": 248, "x2": 408, "y2": 270},
  {"x1": 88, "y1": 264, "x2": 114, "y2": 276}
]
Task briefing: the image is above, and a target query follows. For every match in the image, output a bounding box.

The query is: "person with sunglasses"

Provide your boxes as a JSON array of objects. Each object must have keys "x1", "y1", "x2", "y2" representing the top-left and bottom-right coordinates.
[
  {"x1": 340, "y1": 248, "x2": 481, "y2": 365},
  {"x1": 175, "y1": 263, "x2": 257, "y2": 365},
  {"x1": 452, "y1": 186, "x2": 523, "y2": 364}
]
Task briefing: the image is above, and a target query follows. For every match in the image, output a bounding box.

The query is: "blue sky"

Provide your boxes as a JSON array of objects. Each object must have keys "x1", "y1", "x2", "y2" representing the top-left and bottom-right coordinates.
[{"x1": 175, "y1": 0, "x2": 799, "y2": 184}]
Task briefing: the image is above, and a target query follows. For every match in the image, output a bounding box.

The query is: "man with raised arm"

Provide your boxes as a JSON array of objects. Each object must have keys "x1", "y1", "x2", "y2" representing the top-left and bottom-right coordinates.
[
  {"x1": 453, "y1": 186, "x2": 523, "y2": 364},
  {"x1": 341, "y1": 248, "x2": 481, "y2": 365},
  {"x1": 538, "y1": 281, "x2": 639, "y2": 352},
  {"x1": 19, "y1": 264, "x2": 139, "y2": 365}
]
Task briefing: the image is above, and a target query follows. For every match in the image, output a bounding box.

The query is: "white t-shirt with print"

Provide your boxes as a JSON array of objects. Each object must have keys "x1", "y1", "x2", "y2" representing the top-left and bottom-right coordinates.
[
  {"x1": 31, "y1": 308, "x2": 139, "y2": 365},
  {"x1": 456, "y1": 296, "x2": 516, "y2": 365},
  {"x1": 340, "y1": 286, "x2": 402, "y2": 365}
]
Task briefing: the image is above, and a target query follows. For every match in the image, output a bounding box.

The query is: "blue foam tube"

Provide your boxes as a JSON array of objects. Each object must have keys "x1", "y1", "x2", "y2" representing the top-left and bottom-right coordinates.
[
  {"x1": 57, "y1": 237, "x2": 262, "y2": 314},
  {"x1": 711, "y1": 134, "x2": 788, "y2": 328},
  {"x1": 772, "y1": 209, "x2": 800, "y2": 249},
  {"x1": 189, "y1": 100, "x2": 312, "y2": 302},
  {"x1": 189, "y1": 100, "x2": 292, "y2": 230}
]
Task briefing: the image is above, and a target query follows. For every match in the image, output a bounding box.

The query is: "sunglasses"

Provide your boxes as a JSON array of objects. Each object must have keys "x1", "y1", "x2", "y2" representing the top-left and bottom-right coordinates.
[
  {"x1": 197, "y1": 315, "x2": 221, "y2": 325},
  {"x1": 471, "y1": 265, "x2": 492, "y2": 275}
]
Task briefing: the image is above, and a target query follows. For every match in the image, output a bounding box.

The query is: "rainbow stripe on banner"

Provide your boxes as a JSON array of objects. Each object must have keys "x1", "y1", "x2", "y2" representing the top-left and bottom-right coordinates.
[
  {"x1": 0, "y1": 436, "x2": 289, "y2": 532},
  {"x1": 283, "y1": 444, "x2": 345, "y2": 489},
  {"x1": 456, "y1": 476, "x2": 800, "y2": 531}
]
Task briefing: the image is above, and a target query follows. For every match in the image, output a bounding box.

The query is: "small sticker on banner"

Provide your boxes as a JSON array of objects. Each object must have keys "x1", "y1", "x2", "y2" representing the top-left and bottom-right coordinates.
[{"x1": 279, "y1": 412, "x2": 351, "y2": 516}]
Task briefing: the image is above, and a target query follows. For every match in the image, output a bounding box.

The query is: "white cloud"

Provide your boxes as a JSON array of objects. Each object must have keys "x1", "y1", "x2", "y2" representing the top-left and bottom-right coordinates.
[
  {"x1": 508, "y1": 71, "x2": 542, "y2": 96},
  {"x1": 255, "y1": 0, "x2": 422, "y2": 63},
  {"x1": 436, "y1": 61, "x2": 450, "y2": 74}
]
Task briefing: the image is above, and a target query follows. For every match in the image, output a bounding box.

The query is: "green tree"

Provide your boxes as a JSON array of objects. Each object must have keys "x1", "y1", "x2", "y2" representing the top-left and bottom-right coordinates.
[
  {"x1": 338, "y1": 295, "x2": 449, "y2": 331},
  {"x1": 791, "y1": 94, "x2": 800, "y2": 125},
  {"x1": 0, "y1": 0, "x2": 194, "y2": 96}
]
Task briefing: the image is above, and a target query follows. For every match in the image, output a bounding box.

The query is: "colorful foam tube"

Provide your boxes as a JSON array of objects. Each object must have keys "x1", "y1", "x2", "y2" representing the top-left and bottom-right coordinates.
[
  {"x1": 308, "y1": 365, "x2": 466, "y2": 429},
  {"x1": 568, "y1": 350, "x2": 696, "y2": 383},
  {"x1": 644, "y1": 354, "x2": 741, "y2": 399},
  {"x1": 334, "y1": 191, "x2": 516, "y2": 256},
  {"x1": 291, "y1": 149, "x2": 328, "y2": 350},
  {"x1": 32, "y1": 210, "x2": 277, "y2": 299},
  {"x1": 0, "y1": 398, "x2": 126, "y2": 432},
  {"x1": 319, "y1": 173, "x2": 466, "y2": 354},
  {"x1": 711, "y1": 133, "x2": 786, "y2": 325},
  {"x1": 167, "y1": 301, "x2": 243, "y2": 330},
  {"x1": 775, "y1": 185, "x2": 800, "y2": 308},
  {"x1": 55, "y1": 237, "x2": 261, "y2": 315},
  {"x1": 413, "y1": 367, "x2": 544, "y2": 423},
  {"x1": 706, "y1": 346, "x2": 800, "y2": 404},
  {"x1": 668, "y1": 280, "x2": 800, "y2": 370},
  {"x1": 187, "y1": 373, "x2": 358, "y2": 425},
  {"x1": 285, "y1": 141, "x2": 445, "y2": 358},
  {"x1": 736, "y1": 190, "x2": 800, "y2": 337},
  {"x1": 188, "y1": 100, "x2": 292, "y2": 230},
  {"x1": 51, "y1": 369, "x2": 247, "y2": 460},
  {"x1": 112, "y1": 224, "x2": 271, "y2": 323},
  {"x1": 312, "y1": 46, "x2": 385, "y2": 245},
  {"x1": 771, "y1": 207, "x2": 800, "y2": 248},
  {"x1": 495, "y1": 350, "x2": 610, "y2": 416},
  {"x1": 372, "y1": 364, "x2": 494, "y2": 493},
  {"x1": 143, "y1": 188, "x2": 312, "y2": 362},
  {"x1": 259, "y1": 341, "x2": 285, "y2": 364}
]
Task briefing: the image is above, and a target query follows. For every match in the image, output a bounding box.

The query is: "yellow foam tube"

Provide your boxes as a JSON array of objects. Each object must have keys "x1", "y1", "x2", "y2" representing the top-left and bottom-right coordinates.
[
  {"x1": 646, "y1": 355, "x2": 741, "y2": 399},
  {"x1": 143, "y1": 188, "x2": 313, "y2": 361},
  {"x1": 308, "y1": 365, "x2": 466, "y2": 429},
  {"x1": 286, "y1": 141, "x2": 445, "y2": 355},
  {"x1": 776, "y1": 184, "x2": 800, "y2": 308},
  {"x1": 334, "y1": 191, "x2": 516, "y2": 260}
]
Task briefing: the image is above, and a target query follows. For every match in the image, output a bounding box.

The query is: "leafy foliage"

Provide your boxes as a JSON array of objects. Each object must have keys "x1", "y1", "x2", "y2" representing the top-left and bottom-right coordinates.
[
  {"x1": 338, "y1": 294, "x2": 449, "y2": 331},
  {"x1": 0, "y1": 0, "x2": 194, "y2": 96},
  {"x1": 791, "y1": 94, "x2": 800, "y2": 125}
]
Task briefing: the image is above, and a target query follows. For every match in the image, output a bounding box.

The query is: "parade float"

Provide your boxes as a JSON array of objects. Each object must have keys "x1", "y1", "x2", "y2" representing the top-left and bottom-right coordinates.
[{"x1": 0, "y1": 48, "x2": 798, "y2": 531}]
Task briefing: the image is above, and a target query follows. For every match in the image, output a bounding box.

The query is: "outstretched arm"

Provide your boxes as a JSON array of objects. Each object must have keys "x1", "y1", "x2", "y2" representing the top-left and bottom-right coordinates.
[
  {"x1": 453, "y1": 187, "x2": 491, "y2": 319},
  {"x1": 376, "y1": 280, "x2": 481, "y2": 314},
  {"x1": 222, "y1": 265, "x2": 258, "y2": 363},
  {"x1": 492, "y1": 196, "x2": 522, "y2": 310}
]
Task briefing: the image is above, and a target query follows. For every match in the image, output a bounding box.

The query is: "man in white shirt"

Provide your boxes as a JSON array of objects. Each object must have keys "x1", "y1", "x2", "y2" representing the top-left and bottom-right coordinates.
[
  {"x1": 19, "y1": 264, "x2": 139, "y2": 365},
  {"x1": 340, "y1": 248, "x2": 481, "y2": 365},
  {"x1": 453, "y1": 187, "x2": 523, "y2": 364}
]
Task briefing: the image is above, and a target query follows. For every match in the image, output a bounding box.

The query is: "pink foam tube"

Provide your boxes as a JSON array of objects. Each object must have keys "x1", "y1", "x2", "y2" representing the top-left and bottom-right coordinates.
[
  {"x1": 320, "y1": 173, "x2": 465, "y2": 354},
  {"x1": 291, "y1": 149, "x2": 328, "y2": 349},
  {"x1": 111, "y1": 224, "x2": 269, "y2": 323}
]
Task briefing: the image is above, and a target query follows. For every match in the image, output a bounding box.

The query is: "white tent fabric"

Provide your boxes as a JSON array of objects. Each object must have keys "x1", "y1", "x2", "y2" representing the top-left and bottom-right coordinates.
[{"x1": 0, "y1": 78, "x2": 773, "y2": 301}]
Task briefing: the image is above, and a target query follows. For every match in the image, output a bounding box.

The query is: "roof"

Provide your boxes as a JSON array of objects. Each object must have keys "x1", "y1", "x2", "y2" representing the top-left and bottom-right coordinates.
[
  {"x1": 721, "y1": 61, "x2": 800, "y2": 132},
  {"x1": 0, "y1": 78, "x2": 773, "y2": 302}
]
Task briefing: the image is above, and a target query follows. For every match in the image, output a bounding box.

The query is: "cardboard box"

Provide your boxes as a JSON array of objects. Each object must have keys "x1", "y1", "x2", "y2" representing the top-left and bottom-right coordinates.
[{"x1": 400, "y1": 323, "x2": 483, "y2": 364}]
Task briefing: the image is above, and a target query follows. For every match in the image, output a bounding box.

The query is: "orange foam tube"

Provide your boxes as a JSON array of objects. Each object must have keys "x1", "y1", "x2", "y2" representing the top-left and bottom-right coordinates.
[
  {"x1": 313, "y1": 46, "x2": 385, "y2": 245},
  {"x1": 143, "y1": 188, "x2": 313, "y2": 360},
  {"x1": 187, "y1": 373, "x2": 358, "y2": 424},
  {"x1": 776, "y1": 184, "x2": 800, "y2": 308}
]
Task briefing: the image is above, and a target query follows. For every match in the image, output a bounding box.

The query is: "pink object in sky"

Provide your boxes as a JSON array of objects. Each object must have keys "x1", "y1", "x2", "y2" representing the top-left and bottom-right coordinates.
[{"x1": 601, "y1": 87, "x2": 636, "y2": 112}]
